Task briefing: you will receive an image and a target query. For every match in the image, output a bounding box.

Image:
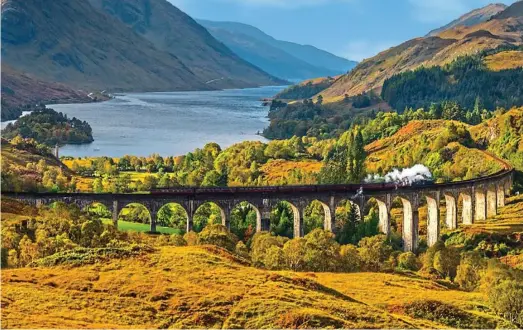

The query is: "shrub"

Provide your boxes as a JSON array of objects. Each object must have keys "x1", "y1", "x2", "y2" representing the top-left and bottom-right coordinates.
[
  {"x1": 358, "y1": 234, "x2": 393, "y2": 271},
  {"x1": 235, "y1": 241, "x2": 249, "y2": 259},
  {"x1": 339, "y1": 244, "x2": 360, "y2": 272},
  {"x1": 488, "y1": 280, "x2": 523, "y2": 327},
  {"x1": 250, "y1": 232, "x2": 287, "y2": 267},
  {"x1": 403, "y1": 299, "x2": 497, "y2": 329},
  {"x1": 397, "y1": 252, "x2": 419, "y2": 271},
  {"x1": 7, "y1": 249, "x2": 19, "y2": 268},
  {"x1": 169, "y1": 234, "x2": 187, "y2": 247},
  {"x1": 30, "y1": 245, "x2": 155, "y2": 267},
  {"x1": 183, "y1": 231, "x2": 200, "y2": 246},
  {"x1": 155, "y1": 235, "x2": 170, "y2": 246},
  {"x1": 198, "y1": 224, "x2": 238, "y2": 252},
  {"x1": 264, "y1": 246, "x2": 285, "y2": 270}
]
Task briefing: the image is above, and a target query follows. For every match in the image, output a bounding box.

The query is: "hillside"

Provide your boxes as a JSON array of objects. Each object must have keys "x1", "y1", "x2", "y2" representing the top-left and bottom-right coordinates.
[
  {"x1": 314, "y1": 1, "x2": 523, "y2": 102},
  {"x1": 365, "y1": 120, "x2": 504, "y2": 179},
  {"x1": 88, "y1": 0, "x2": 284, "y2": 89},
  {"x1": 426, "y1": 3, "x2": 507, "y2": 36},
  {"x1": 274, "y1": 76, "x2": 339, "y2": 100},
  {"x1": 470, "y1": 108, "x2": 523, "y2": 172},
  {"x1": 198, "y1": 19, "x2": 356, "y2": 81},
  {"x1": 1, "y1": 244, "x2": 509, "y2": 329},
  {"x1": 1, "y1": 66, "x2": 93, "y2": 115},
  {"x1": 0, "y1": 0, "x2": 281, "y2": 93}
]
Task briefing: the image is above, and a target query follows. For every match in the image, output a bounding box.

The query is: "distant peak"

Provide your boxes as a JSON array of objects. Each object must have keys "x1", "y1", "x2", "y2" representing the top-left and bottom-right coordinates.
[{"x1": 426, "y1": 3, "x2": 507, "y2": 37}]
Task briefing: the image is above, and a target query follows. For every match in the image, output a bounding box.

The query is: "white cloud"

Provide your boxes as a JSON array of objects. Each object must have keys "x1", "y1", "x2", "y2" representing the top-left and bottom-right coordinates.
[{"x1": 342, "y1": 40, "x2": 396, "y2": 62}]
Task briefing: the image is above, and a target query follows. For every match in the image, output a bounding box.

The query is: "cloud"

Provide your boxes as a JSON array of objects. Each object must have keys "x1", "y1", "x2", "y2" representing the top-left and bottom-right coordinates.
[
  {"x1": 407, "y1": 0, "x2": 494, "y2": 23},
  {"x1": 342, "y1": 40, "x2": 396, "y2": 62}
]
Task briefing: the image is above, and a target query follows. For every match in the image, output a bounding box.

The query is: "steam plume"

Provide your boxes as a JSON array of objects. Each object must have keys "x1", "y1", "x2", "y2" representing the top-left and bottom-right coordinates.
[{"x1": 365, "y1": 164, "x2": 432, "y2": 184}]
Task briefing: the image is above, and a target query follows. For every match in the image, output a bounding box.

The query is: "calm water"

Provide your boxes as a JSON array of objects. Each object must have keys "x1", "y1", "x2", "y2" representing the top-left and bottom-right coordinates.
[{"x1": 45, "y1": 86, "x2": 285, "y2": 157}]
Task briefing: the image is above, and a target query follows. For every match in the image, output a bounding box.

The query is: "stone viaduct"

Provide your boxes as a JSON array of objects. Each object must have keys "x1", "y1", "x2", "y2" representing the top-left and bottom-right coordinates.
[{"x1": 3, "y1": 169, "x2": 514, "y2": 252}]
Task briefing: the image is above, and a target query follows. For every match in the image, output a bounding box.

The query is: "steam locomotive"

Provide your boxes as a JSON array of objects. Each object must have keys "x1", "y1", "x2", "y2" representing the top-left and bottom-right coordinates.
[{"x1": 150, "y1": 178, "x2": 436, "y2": 196}]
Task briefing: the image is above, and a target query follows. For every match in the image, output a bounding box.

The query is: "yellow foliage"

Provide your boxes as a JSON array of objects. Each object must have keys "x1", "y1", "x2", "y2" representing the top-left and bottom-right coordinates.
[
  {"x1": 484, "y1": 51, "x2": 523, "y2": 71},
  {"x1": 2, "y1": 245, "x2": 506, "y2": 329}
]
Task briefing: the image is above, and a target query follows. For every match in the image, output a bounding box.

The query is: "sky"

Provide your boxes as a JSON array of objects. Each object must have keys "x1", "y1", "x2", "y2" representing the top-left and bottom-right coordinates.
[{"x1": 168, "y1": 0, "x2": 517, "y2": 61}]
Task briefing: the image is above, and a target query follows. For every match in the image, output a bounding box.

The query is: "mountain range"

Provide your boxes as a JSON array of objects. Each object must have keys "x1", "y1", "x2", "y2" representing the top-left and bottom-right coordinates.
[
  {"x1": 0, "y1": 0, "x2": 284, "y2": 96},
  {"x1": 314, "y1": 0, "x2": 523, "y2": 103},
  {"x1": 198, "y1": 19, "x2": 357, "y2": 81}
]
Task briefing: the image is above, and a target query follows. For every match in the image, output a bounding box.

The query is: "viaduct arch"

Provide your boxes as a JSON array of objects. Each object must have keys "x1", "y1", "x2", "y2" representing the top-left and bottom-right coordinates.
[{"x1": 4, "y1": 169, "x2": 514, "y2": 252}]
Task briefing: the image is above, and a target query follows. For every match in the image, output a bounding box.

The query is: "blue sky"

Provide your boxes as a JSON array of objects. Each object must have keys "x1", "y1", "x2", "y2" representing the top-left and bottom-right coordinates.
[{"x1": 169, "y1": 0, "x2": 517, "y2": 61}]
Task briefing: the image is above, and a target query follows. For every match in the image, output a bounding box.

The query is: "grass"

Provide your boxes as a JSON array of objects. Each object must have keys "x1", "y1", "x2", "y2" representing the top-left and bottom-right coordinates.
[
  {"x1": 1, "y1": 245, "x2": 509, "y2": 329},
  {"x1": 101, "y1": 219, "x2": 183, "y2": 235},
  {"x1": 261, "y1": 159, "x2": 321, "y2": 185},
  {"x1": 484, "y1": 50, "x2": 523, "y2": 71}
]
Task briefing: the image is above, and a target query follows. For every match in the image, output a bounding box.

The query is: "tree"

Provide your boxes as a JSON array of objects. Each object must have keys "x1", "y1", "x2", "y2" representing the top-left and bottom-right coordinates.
[
  {"x1": 283, "y1": 238, "x2": 307, "y2": 271},
  {"x1": 235, "y1": 241, "x2": 250, "y2": 259},
  {"x1": 250, "y1": 232, "x2": 287, "y2": 267},
  {"x1": 198, "y1": 224, "x2": 238, "y2": 252},
  {"x1": 349, "y1": 127, "x2": 366, "y2": 182},
  {"x1": 455, "y1": 251, "x2": 487, "y2": 291},
  {"x1": 318, "y1": 144, "x2": 348, "y2": 184},
  {"x1": 339, "y1": 244, "x2": 360, "y2": 272},
  {"x1": 316, "y1": 94, "x2": 324, "y2": 105},
  {"x1": 18, "y1": 235, "x2": 38, "y2": 266},
  {"x1": 433, "y1": 247, "x2": 461, "y2": 280},
  {"x1": 303, "y1": 229, "x2": 340, "y2": 272},
  {"x1": 488, "y1": 280, "x2": 523, "y2": 327},
  {"x1": 92, "y1": 178, "x2": 104, "y2": 193},
  {"x1": 357, "y1": 234, "x2": 393, "y2": 271},
  {"x1": 202, "y1": 170, "x2": 226, "y2": 187},
  {"x1": 397, "y1": 252, "x2": 419, "y2": 271},
  {"x1": 264, "y1": 246, "x2": 285, "y2": 270}
]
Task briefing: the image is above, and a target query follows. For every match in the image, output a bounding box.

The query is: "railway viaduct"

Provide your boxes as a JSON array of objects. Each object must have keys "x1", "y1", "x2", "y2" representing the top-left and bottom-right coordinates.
[{"x1": 3, "y1": 169, "x2": 514, "y2": 252}]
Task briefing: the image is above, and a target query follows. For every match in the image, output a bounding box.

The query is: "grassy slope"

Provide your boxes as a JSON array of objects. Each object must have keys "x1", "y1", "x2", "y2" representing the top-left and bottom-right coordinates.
[
  {"x1": 364, "y1": 120, "x2": 503, "y2": 176},
  {"x1": 1, "y1": 244, "x2": 506, "y2": 329},
  {"x1": 484, "y1": 50, "x2": 523, "y2": 71}
]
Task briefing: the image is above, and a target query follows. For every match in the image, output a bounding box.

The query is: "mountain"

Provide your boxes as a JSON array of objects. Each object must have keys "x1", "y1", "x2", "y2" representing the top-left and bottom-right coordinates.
[
  {"x1": 426, "y1": 3, "x2": 507, "y2": 36},
  {"x1": 315, "y1": 1, "x2": 523, "y2": 103},
  {"x1": 0, "y1": 0, "x2": 282, "y2": 93},
  {"x1": 1, "y1": 66, "x2": 93, "y2": 111},
  {"x1": 198, "y1": 19, "x2": 357, "y2": 81},
  {"x1": 87, "y1": 0, "x2": 285, "y2": 89}
]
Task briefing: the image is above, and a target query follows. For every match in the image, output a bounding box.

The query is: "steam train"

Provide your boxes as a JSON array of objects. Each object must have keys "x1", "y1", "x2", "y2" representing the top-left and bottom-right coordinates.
[{"x1": 150, "y1": 178, "x2": 436, "y2": 196}]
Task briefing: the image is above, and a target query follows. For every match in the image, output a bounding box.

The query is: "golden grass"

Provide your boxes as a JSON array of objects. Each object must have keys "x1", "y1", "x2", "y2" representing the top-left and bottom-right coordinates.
[
  {"x1": 0, "y1": 246, "x2": 406, "y2": 328},
  {"x1": 461, "y1": 195, "x2": 523, "y2": 235},
  {"x1": 2, "y1": 245, "x2": 507, "y2": 329},
  {"x1": 261, "y1": 159, "x2": 321, "y2": 185},
  {"x1": 484, "y1": 50, "x2": 523, "y2": 71}
]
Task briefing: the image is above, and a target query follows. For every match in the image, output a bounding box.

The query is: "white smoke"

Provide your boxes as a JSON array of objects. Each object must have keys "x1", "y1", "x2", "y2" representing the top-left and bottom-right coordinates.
[{"x1": 365, "y1": 164, "x2": 432, "y2": 185}]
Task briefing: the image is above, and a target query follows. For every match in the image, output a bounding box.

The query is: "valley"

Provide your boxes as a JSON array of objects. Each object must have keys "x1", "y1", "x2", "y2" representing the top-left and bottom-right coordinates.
[{"x1": 2, "y1": 0, "x2": 523, "y2": 329}]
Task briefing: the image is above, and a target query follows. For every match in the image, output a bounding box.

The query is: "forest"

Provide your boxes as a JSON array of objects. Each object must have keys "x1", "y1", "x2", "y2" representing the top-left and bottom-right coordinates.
[
  {"x1": 381, "y1": 47, "x2": 523, "y2": 112},
  {"x1": 1, "y1": 107, "x2": 94, "y2": 146},
  {"x1": 274, "y1": 77, "x2": 336, "y2": 100}
]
